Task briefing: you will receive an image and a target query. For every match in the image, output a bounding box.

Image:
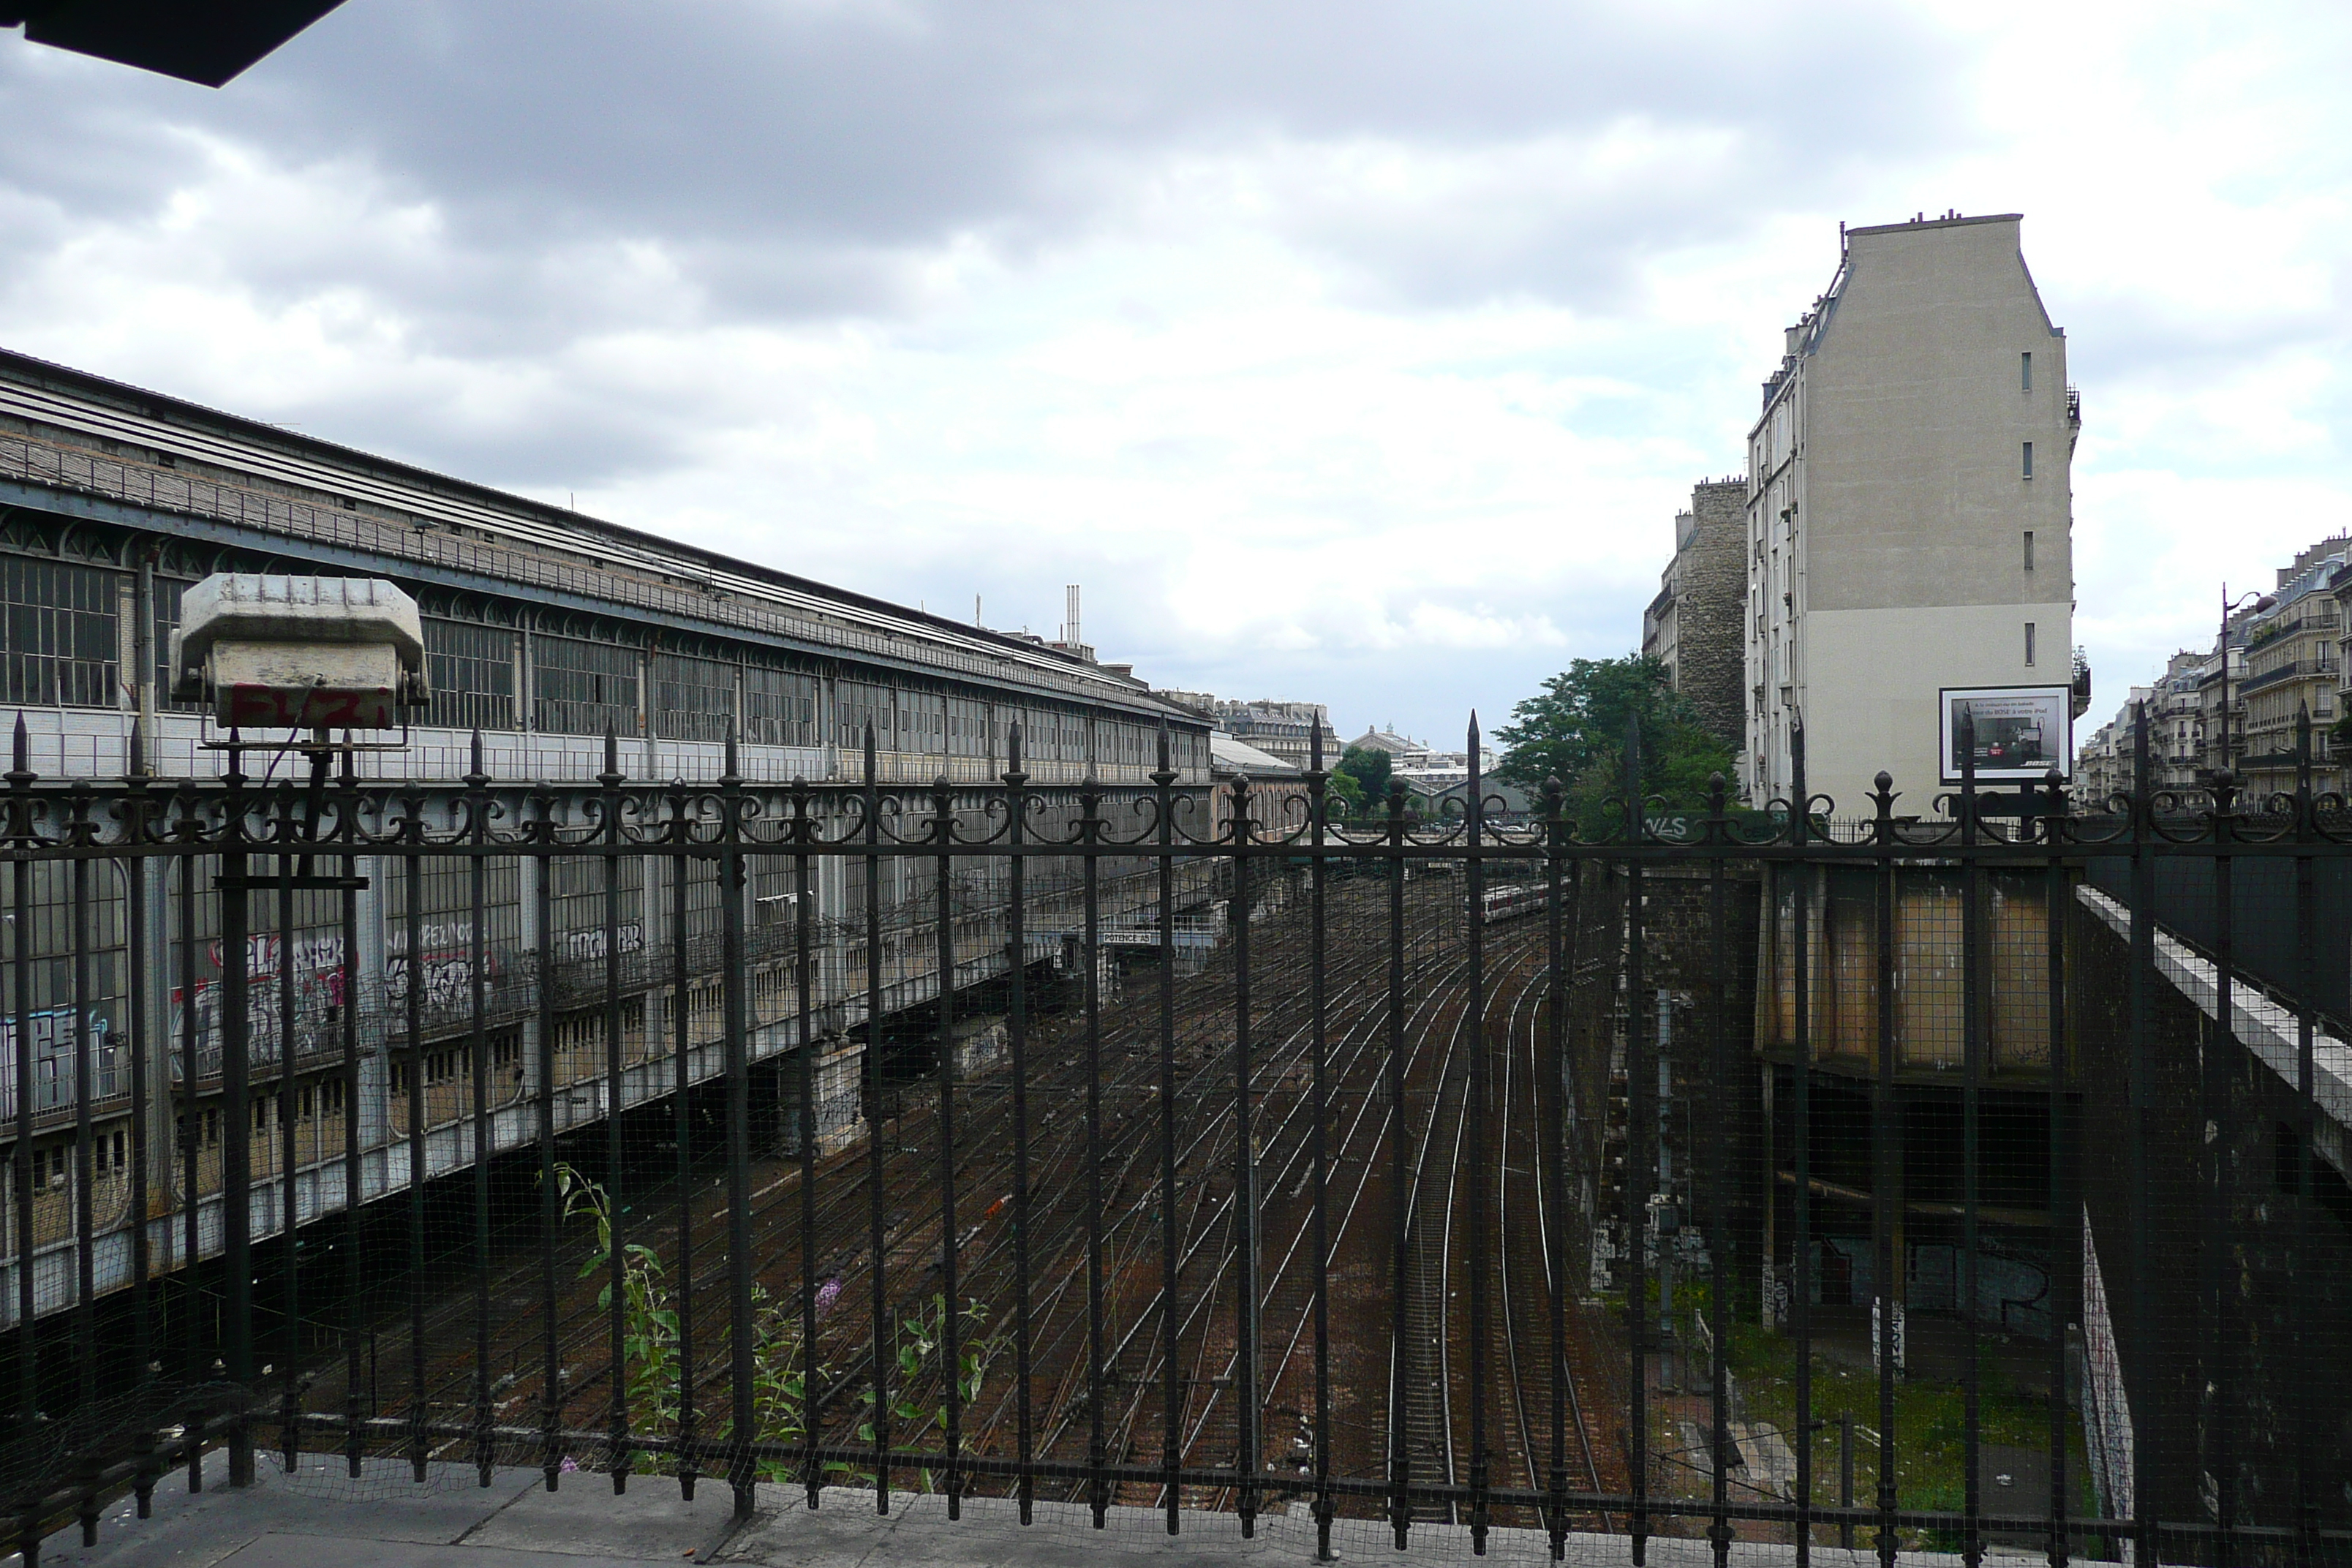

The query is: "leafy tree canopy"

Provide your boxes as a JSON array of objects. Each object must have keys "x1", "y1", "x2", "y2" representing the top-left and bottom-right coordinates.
[
  {"x1": 1324, "y1": 764, "x2": 1365, "y2": 816},
  {"x1": 1495, "y1": 655, "x2": 1736, "y2": 833},
  {"x1": 1333, "y1": 745, "x2": 1392, "y2": 816}
]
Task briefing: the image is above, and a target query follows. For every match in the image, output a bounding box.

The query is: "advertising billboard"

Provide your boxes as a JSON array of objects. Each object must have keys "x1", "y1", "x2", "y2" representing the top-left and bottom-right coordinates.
[{"x1": 1940, "y1": 685, "x2": 2071, "y2": 783}]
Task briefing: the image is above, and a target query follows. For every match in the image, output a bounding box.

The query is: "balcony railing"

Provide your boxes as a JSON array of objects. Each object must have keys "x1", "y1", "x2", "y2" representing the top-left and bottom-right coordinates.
[
  {"x1": 2246, "y1": 614, "x2": 2341, "y2": 652},
  {"x1": 2238, "y1": 657, "x2": 2337, "y2": 695}
]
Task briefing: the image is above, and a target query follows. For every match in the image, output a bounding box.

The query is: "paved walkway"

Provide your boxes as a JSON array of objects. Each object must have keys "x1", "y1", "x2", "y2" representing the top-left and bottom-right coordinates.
[{"x1": 15, "y1": 1450, "x2": 1982, "y2": 1568}]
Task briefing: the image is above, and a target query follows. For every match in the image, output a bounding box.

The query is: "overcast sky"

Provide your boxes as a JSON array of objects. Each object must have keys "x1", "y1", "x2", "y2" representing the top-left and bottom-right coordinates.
[{"x1": 4, "y1": 1, "x2": 2348, "y2": 750}]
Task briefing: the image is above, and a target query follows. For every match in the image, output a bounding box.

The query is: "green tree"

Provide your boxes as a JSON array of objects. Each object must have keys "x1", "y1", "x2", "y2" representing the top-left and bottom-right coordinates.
[
  {"x1": 1323, "y1": 764, "x2": 1365, "y2": 817},
  {"x1": 1496, "y1": 655, "x2": 1735, "y2": 834},
  {"x1": 1332, "y1": 745, "x2": 1392, "y2": 816}
]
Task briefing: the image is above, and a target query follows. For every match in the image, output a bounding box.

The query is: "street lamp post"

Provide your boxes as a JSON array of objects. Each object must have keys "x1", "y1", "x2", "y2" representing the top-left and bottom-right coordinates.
[{"x1": 2217, "y1": 584, "x2": 2274, "y2": 784}]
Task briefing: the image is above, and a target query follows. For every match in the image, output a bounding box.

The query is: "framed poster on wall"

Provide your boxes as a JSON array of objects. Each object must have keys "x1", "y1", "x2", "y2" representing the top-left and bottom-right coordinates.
[{"x1": 1939, "y1": 685, "x2": 2071, "y2": 783}]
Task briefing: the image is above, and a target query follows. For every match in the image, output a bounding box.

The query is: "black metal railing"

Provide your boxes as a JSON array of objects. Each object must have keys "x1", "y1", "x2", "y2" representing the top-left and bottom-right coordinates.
[
  {"x1": 2237, "y1": 659, "x2": 2334, "y2": 696},
  {"x1": 0, "y1": 706, "x2": 2348, "y2": 1566}
]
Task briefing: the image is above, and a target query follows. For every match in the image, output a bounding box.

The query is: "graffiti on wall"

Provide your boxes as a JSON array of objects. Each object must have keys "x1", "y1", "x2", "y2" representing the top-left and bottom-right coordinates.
[
  {"x1": 168, "y1": 930, "x2": 350, "y2": 1072},
  {"x1": 0, "y1": 1008, "x2": 120, "y2": 1116},
  {"x1": 385, "y1": 920, "x2": 505, "y2": 1013}
]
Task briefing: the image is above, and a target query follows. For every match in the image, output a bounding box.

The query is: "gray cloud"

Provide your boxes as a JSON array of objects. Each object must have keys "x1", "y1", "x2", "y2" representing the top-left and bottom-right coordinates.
[
  {"x1": 31, "y1": 0, "x2": 2280, "y2": 750},
  {"x1": 2065, "y1": 294, "x2": 2352, "y2": 400},
  {"x1": 1, "y1": 0, "x2": 1975, "y2": 340}
]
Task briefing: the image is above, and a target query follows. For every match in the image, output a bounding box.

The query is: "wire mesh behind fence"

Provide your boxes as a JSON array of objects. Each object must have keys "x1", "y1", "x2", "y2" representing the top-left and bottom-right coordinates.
[{"x1": 1, "y1": 713, "x2": 2348, "y2": 1567}]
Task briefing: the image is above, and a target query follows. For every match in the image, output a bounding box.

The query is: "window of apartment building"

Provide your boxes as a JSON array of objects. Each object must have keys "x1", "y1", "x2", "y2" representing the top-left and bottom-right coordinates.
[
  {"x1": 2025, "y1": 622, "x2": 2038, "y2": 667},
  {"x1": 2022, "y1": 441, "x2": 2035, "y2": 480},
  {"x1": 2021, "y1": 351, "x2": 2032, "y2": 392},
  {"x1": 3, "y1": 557, "x2": 118, "y2": 709},
  {"x1": 2023, "y1": 531, "x2": 2035, "y2": 573}
]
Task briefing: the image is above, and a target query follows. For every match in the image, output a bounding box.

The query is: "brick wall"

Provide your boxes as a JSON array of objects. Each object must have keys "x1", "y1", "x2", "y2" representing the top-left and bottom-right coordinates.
[{"x1": 1676, "y1": 479, "x2": 1748, "y2": 755}]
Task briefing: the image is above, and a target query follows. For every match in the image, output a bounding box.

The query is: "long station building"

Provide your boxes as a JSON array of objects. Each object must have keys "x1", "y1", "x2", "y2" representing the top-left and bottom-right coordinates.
[{"x1": 0, "y1": 347, "x2": 1221, "y2": 1324}]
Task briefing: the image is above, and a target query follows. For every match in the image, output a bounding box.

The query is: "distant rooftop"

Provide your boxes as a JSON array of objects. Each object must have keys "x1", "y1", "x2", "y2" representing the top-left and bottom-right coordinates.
[
  {"x1": 1846, "y1": 211, "x2": 2024, "y2": 237},
  {"x1": 1209, "y1": 731, "x2": 1301, "y2": 779}
]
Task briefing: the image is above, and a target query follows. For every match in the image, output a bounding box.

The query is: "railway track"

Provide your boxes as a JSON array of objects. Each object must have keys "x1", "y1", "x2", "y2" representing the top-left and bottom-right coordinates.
[
  {"x1": 1172, "y1": 916, "x2": 1514, "y2": 1519},
  {"x1": 1386, "y1": 885, "x2": 1623, "y2": 1541},
  {"x1": 293, "y1": 867, "x2": 1627, "y2": 1532},
  {"x1": 1493, "y1": 930, "x2": 1610, "y2": 1528},
  {"x1": 311, "y1": 876, "x2": 1436, "y2": 1447}
]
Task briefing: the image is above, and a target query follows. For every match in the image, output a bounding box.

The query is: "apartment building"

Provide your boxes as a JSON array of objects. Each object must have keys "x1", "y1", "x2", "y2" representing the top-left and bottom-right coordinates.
[
  {"x1": 1159, "y1": 693, "x2": 1339, "y2": 772},
  {"x1": 2073, "y1": 693, "x2": 2147, "y2": 808},
  {"x1": 1639, "y1": 478, "x2": 1746, "y2": 756},
  {"x1": 1744, "y1": 213, "x2": 2081, "y2": 813},
  {"x1": 2198, "y1": 641, "x2": 2248, "y2": 780},
  {"x1": 2151, "y1": 649, "x2": 2215, "y2": 793},
  {"x1": 1216, "y1": 698, "x2": 1339, "y2": 771},
  {"x1": 2074, "y1": 658, "x2": 2220, "y2": 807},
  {"x1": 2334, "y1": 564, "x2": 2352, "y2": 788},
  {"x1": 2237, "y1": 543, "x2": 2348, "y2": 796}
]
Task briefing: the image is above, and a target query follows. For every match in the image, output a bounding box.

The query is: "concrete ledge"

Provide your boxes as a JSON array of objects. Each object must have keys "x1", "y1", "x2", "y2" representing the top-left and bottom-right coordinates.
[
  {"x1": 2077, "y1": 884, "x2": 2352, "y2": 1174},
  {"x1": 724, "y1": 1490, "x2": 1986, "y2": 1568},
  {"x1": 18, "y1": 1458, "x2": 2002, "y2": 1568}
]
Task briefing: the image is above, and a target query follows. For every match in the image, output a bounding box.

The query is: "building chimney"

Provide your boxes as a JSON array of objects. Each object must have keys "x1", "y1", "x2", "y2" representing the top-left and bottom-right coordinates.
[{"x1": 1066, "y1": 584, "x2": 1081, "y2": 649}]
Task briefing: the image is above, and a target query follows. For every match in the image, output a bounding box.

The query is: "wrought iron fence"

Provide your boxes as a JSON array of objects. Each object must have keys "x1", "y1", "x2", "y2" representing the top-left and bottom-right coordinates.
[{"x1": 0, "y1": 705, "x2": 2347, "y2": 1567}]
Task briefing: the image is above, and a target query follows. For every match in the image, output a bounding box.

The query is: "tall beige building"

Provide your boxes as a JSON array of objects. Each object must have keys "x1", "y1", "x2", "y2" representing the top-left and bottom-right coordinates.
[{"x1": 1743, "y1": 214, "x2": 2081, "y2": 815}]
